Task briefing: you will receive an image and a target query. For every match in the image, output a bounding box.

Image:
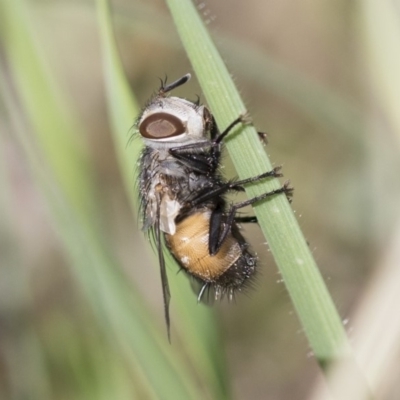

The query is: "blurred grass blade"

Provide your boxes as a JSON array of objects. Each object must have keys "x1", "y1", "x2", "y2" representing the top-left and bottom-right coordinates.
[
  {"x1": 95, "y1": 0, "x2": 140, "y2": 202},
  {"x1": 0, "y1": 0, "x2": 96, "y2": 224},
  {"x1": 220, "y1": 38, "x2": 364, "y2": 147},
  {"x1": 1, "y1": 1, "x2": 208, "y2": 398},
  {"x1": 0, "y1": 124, "x2": 52, "y2": 400},
  {"x1": 165, "y1": 0, "x2": 360, "y2": 375},
  {"x1": 362, "y1": 0, "x2": 400, "y2": 145},
  {"x1": 361, "y1": 0, "x2": 400, "y2": 386},
  {"x1": 309, "y1": 215, "x2": 400, "y2": 400},
  {"x1": 96, "y1": 1, "x2": 229, "y2": 398}
]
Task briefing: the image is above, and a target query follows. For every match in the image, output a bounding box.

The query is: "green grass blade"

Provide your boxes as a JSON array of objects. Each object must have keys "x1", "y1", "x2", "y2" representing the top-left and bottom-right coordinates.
[
  {"x1": 1, "y1": 1, "x2": 211, "y2": 398},
  {"x1": 96, "y1": 1, "x2": 229, "y2": 398},
  {"x1": 0, "y1": 0, "x2": 96, "y2": 224},
  {"x1": 165, "y1": 0, "x2": 353, "y2": 367}
]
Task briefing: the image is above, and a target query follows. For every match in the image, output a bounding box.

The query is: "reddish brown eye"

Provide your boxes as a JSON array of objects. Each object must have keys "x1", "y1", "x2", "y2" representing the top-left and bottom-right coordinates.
[{"x1": 139, "y1": 113, "x2": 185, "y2": 139}]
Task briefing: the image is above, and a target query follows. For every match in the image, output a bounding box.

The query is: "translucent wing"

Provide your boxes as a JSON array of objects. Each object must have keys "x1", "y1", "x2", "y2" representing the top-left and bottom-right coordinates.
[{"x1": 154, "y1": 194, "x2": 171, "y2": 341}]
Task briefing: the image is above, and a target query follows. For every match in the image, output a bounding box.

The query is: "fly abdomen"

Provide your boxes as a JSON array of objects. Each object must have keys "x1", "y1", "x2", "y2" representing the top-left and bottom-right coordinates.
[{"x1": 165, "y1": 210, "x2": 257, "y2": 297}]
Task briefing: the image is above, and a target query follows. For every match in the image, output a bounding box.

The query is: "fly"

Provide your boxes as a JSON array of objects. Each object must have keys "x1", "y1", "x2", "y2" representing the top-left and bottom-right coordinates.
[{"x1": 136, "y1": 73, "x2": 292, "y2": 338}]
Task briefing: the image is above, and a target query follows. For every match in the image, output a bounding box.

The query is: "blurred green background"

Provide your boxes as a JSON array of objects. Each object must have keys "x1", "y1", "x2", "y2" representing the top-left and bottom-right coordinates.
[{"x1": 1, "y1": 0, "x2": 399, "y2": 399}]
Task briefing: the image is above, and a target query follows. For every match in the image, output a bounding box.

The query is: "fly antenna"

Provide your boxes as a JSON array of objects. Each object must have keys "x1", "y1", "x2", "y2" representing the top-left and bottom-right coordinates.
[
  {"x1": 159, "y1": 73, "x2": 191, "y2": 95},
  {"x1": 158, "y1": 75, "x2": 167, "y2": 93},
  {"x1": 194, "y1": 94, "x2": 201, "y2": 106}
]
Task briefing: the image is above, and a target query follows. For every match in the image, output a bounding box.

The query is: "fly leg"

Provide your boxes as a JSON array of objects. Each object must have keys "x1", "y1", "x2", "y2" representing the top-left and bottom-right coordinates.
[
  {"x1": 213, "y1": 115, "x2": 246, "y2": 144},
  {"x1": 190, "y1": 167, "x2": 283, "y2": 206},
  {"x1": 208, "y1": 199, "x2": 225, "y2": 255},
  {"x1": 208, "y1": 198, "x2": 259, "y2": 255},
  {"x1": 213, "y1": 112, "x2": 267, "y2": 144},
  {"x1": 185, "y1": 166, "x2": 287, "y2": 255},
  {"x1": 257, "y1": 131, "x2": 268, "y2": 143},
  {"x1": 170, "y1": 114, "x2": 248, "y2": 172},
  {"x1": 210, "y1": 181, "x2": 293, "y2": 255},
  {"x1": 234, "y1": 216, "x2": 258, "y2": 223},
  {"x1": 170, "y1": 113, "x2": 260, "y2": 174}
]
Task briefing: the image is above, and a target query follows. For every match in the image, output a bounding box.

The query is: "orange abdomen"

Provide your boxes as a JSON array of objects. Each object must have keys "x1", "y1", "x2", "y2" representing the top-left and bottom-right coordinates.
[{"x1": 165, "y1": 211, "x2": 242, "y2": 281}]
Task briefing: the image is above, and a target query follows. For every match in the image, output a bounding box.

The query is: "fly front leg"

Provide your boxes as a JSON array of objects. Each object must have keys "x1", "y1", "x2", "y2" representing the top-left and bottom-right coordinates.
[
  {"x1": 169, "y1": 136, "x2": 224, "y2": 175},
  {"x1": 170, "y1": 113, "x2": 254, "y2": 174},
  {"x1": 257, "y1": 131, "x2": 268, "y2": 143},
  {"x1": 205, "y1": 113, "x2": 249, "y2": 171},
  {"x1": 213, "y1": 112, "x2": 270, "y2": 144},
  {"x1": 213, "y1": 115, "x2": 247, "y2": 144}
]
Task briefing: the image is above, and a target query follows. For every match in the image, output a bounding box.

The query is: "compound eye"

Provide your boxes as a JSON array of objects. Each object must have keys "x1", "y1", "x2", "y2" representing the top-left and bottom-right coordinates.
[{"x1": 139, "y1": 112, "x2": 186, "y2": 139}]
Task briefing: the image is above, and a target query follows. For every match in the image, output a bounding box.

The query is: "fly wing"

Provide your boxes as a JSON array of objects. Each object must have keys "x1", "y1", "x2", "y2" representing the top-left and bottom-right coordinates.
[{"x1": 154, "y1": 195, "x2": 171, "y2": 341}]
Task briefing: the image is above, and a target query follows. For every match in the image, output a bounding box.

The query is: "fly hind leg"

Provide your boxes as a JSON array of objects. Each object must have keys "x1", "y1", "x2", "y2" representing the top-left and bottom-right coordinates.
[
  {"x1": 234, "y1": 216, "x2": 258, "y2": 224},
  {"x1": 211, "y1": 181, "x2": 293, "y2": 255}
]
